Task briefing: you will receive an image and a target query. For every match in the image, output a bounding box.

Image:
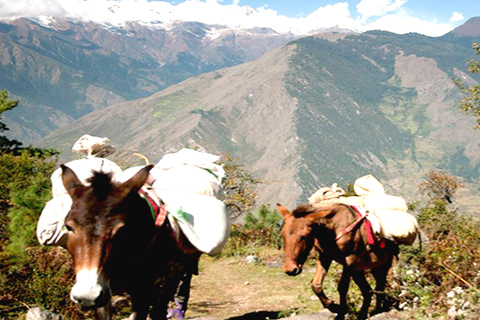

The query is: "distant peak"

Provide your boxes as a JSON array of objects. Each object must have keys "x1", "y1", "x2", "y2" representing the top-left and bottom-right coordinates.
[{"x1": 449, "y1": 16, "x2": 480, "y2": 37}]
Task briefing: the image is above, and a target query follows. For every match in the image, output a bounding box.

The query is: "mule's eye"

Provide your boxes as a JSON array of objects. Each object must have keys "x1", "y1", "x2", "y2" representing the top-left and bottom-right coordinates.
[{"x1": 64, "y1": 224, "x2": 74, "y2": 232}]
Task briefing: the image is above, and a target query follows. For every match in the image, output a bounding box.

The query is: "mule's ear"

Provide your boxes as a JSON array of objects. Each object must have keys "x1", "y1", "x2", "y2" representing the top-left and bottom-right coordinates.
[
  {"x1": 277, "y1": 203, "x2": 292, "y2": 219},
  {"x1": 61, "y1": 164, "x2": 84, "y2": 198},
  {"x1": 123, "y1": 164, "x2": 154, "y2": 193}
]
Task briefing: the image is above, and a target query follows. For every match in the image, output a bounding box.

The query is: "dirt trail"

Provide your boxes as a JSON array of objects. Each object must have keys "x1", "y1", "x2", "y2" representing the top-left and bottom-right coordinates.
[{"x1": 184, "y1": 252, "x2": 413, "y2": 320}]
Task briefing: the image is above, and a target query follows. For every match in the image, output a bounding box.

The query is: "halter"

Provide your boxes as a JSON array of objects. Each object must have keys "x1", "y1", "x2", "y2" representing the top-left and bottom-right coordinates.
[{"x1": 139, "y1": 187, "x2": 167, "y2": 227}]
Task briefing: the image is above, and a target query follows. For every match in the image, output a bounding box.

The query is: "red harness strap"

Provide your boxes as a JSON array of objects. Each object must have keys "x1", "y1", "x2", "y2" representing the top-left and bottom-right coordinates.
[
  {"x1": 139, "y1": 188, "x2": 167, "y2": 227},
  {"x1": 336, "y1": 205, "x2": 376, "y2": 246}
]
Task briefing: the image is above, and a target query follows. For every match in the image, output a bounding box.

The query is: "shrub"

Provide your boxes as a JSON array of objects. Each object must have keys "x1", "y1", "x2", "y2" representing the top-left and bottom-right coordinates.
[
  {"x1": 390, "y1": 198, "x2": 480, "y2": 318},
  {"x1": 220, "y1": 205, "x2": 283, "y2": 257}
]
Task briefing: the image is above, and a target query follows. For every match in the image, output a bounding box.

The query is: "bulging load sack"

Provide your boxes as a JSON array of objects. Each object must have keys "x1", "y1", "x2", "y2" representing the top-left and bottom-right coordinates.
[
  {"x1": 37, "y1": 195, "x2": 72, "y2": 246},
  {"x1": 308, "y1": 183, "x2": 345, "y2": 205},
  {"x1": 363, "y1": 194, "x2": 408, "y2": 212},
  {"x1": 339, "y1": 196, "x2": 366, "y2": 208},
  {"x1": 51, "y1": 158, "x2": 122, "y2": 198},
  {"x1": 354, "y1": 174, "x2": 385, "y2": 196},
  {"x1": 155, "y1": 190, "x2": 230, "y2": 255},
  {"x1": 151, "y1": 148, "x2": 230, "y2": 255},
  {"x1": 372, "y1": 210, "x2": 420, "y2": 245},
  {"x1": 156, "y1": 148, "x2": 225, "y2": 180},
  {"x1": 152, "y1": 165, "x2": 224, "y2": 200}
]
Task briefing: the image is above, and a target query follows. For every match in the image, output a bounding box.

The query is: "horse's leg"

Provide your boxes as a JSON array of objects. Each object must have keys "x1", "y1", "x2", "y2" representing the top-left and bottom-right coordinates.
[
  {"x1": 149, "y1": 261, "x2": 185, "y2": 320},
  {"x1": 312, "y1": 256, "x2": 348, "y2": 319},
  {"x1": 351, "y1": 270, "x2": 372, "y2": 320},
  {"x1": 128, "y1": 291, "x2": 153, "y2": 320},
  {"x1": 332, "y1": 267, "x2": 352, "y2": 320},
  {"x1": 371, "y1": 257, "x2": 393, "y2": 314},
  {"x1": 311, "y1": 255, "x2": 335, "y2": 310},
  {"x1": 95, "y1": 303, "x2": 112, "y2": 320}
]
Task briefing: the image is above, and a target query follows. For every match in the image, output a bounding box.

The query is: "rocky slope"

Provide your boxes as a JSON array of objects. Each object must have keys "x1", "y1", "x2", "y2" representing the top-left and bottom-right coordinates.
[
  {"x1": 0, "y1": 17, "x2": 298, "y2": 143},
  {"x1": 37, "y1": 29, "x2": 480, "y2": 210}
]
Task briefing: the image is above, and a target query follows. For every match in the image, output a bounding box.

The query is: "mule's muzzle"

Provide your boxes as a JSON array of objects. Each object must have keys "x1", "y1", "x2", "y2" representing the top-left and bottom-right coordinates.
[
  {"x1": 72, "y1": 287, "x2": 111, "y2": 309},
  {"x1": 70, "y1": 270, "x2": 111, "y2": 309}
]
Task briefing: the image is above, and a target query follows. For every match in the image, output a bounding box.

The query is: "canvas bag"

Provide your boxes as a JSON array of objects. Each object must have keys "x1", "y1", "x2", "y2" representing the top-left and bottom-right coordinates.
[
  {"x1": 354, "y1": 174, "x2": 419, "y2": 245},
  {"x1": 151, "y1": 149, "x2": 230, "y2": 255},
  {"x1": 50, "y1": 158, "x2": 122, "y2": 198},
  {"x1": 371, "y1": 210, "x2": 420, "y2": 245}
]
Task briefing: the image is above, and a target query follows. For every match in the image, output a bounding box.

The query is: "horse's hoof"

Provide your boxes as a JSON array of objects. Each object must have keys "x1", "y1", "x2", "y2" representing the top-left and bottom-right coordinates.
[{"x1": 327, "y1": 304, "x2": 344, "y2": 314}]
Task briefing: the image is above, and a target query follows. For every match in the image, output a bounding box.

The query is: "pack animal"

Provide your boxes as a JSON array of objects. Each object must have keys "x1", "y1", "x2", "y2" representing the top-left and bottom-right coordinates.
[
  {"x1": 277, "y1": 203, "x2": 399, "y2": 320},
  {"x1": 61, "y1": 164, "x2": 187, "y2": 320}
]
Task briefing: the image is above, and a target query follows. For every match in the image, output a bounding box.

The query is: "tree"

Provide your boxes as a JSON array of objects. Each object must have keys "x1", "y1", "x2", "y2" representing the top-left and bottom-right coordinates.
[
  {"x1": 454, "y1": 43, "x2": 480, "y2": 128},
  {"x1": 417, "y1": 170, "x2": 464, "y2": 204},
  {"x1": 221, "y1": 155, "x2": 259, "y2": 221},
  {"x1": 0, "y1": 150, "x2": 57, "y2": 251},
  {"x1": 0, "y1": 90, "x2": 22, "y2": 151}
]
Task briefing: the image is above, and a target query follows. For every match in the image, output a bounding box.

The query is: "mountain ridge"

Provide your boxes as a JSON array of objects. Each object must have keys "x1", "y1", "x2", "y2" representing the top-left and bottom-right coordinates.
[
  {"x1": 37, "y1": 30, "x2": 480, "y2": 211},
  {"x1": 0, "y1": 17, "x2": 299, "y2": 143}
]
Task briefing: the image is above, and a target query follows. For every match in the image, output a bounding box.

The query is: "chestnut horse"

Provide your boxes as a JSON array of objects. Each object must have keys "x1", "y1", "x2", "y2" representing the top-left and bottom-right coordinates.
[
  {"x1": 61, "y1": 164, "x2": 188, "y2": 320},
  {"x1": 277, "y1": 203, "x2": 399, "y2": 320}
]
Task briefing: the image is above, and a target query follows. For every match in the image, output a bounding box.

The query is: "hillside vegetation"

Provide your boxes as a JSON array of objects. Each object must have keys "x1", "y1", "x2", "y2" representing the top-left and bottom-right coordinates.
[{"x1": 1, "y1": 168, "x2": 480, "y2": 319}]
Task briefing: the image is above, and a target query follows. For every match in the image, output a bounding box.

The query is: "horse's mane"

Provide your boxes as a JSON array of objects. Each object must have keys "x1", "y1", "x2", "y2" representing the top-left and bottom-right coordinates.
[
  {"x1": 292, "y1": 203, "x2": 316, "y2": 217},
  {"x1": 87, "y1": 170, "x2": 114, "y2": 201}
]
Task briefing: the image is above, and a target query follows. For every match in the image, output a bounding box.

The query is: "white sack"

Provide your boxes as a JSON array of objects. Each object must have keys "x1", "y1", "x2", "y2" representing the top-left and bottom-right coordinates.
[
  {"x1": 152, "y1": 165, "x2": 224, "y2": 200},
  {"x1": 363, "y1": 194, "x2": 408, "y2": 212},
  {"x1": 155, "y1": 148, "x2": 225, "y2": 182},
  {"x1": 37, "y1": 195, "x2": 72, "y2": 246},
  {"x1": 156, "y1": 189, "x2": 230, "y2": 255},
  {"x1": 308, "y1": 183, "x2": 345, "y2": 205},
  {"x1": 51, "y1": 158, "x2": 122, "y2": 198},
  {"x1": 354, "y1": 174, "x2": 385, "y2": 196},
  {"x1": 72, "y1": 134, "x2": 115, "y2": 158},
  {"x1": 372, "y1": 210, "x2": 419, "y2": 245},
  {"x1": 150, "y1": 149, "x2": 229, "y2": 254},
  {"x1": 339, "y1": 196, "x2": 366, "y2": 208}
]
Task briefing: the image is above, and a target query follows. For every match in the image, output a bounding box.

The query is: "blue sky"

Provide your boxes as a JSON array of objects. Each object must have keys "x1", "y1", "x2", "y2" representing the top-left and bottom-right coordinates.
[
  {"x1": 216, "y1": 0, "x2": 477, "y2": 22},
  {"x1": 0, "y1": 0, "x2": 478, "y2": 36}
]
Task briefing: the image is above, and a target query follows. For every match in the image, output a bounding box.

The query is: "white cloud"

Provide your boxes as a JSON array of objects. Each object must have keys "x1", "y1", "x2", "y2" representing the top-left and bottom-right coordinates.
[
  {"x1": 302, "y1": 3, "x2": 358, "y2": 32},
  {"x1": 356, "y1": 0, "x2": 406, "y2": 20},
  {"x1": 450, "y1": 11, "x2": 464, "y2": 22},
  {"x1": 362, "y1": 14, "x2": 453, "y2": 37},
  {"x1": 0, "y1": 0, "x2": 456, "y2": 37},
  {"x1": 0, "y1": 0, "x2": 67, "y2": 19}
]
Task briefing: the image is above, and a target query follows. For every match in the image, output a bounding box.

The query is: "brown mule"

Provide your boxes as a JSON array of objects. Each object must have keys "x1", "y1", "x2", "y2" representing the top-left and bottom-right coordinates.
[
  {"x1": 278, "y1": 203, "x2": 398, "y2": 320},
  {"x1": 62, "y1": 164, "x2": 188, "y2": 320}
]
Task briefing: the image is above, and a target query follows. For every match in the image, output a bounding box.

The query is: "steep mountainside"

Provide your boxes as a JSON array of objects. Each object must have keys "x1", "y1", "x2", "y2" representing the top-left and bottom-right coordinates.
[
  {"x1": 38, "y1": 30, "x2": 480, "y2": 210},
  {"x1": 0, "y1": 17, "x2": 297, "y2": 143},
  {"x1": 447, "y1": 16, "x2": 480, "y2": 37}
]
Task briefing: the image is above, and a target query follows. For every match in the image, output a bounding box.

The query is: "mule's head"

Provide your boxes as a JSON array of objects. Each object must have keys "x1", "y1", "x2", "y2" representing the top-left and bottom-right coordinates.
[
  {"x1": 61, "y1": 164, "x2": 153, "y2": 309},
  {"x1": 278, "y1": 203, "x2": 335, "y2": 276},
  {"x1": 277, "y1": 204, "x2": 315, "y2": 276}
]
